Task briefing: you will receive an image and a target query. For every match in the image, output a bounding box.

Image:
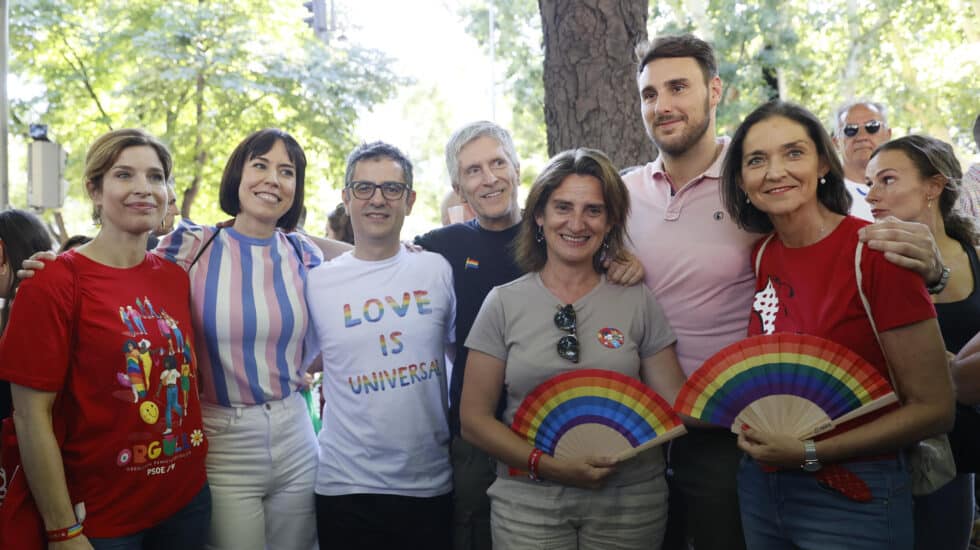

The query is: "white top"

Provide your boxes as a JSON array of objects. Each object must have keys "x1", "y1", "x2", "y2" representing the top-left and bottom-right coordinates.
[
  {"x1": 845, "y1": 178, "x2": 875, "y2": 221},
  {"x1": 306, "y1": 248, "x2": 456, "y2": 497}
]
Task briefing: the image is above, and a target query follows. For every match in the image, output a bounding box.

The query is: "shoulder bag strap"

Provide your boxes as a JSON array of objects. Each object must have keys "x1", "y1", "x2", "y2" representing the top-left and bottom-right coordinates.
[
  {"x1": 753, "y1": 233, "x2": 777, "y2": 277},
  {"x1": 854, "y1": 241, "x2": 902, "y2": 395},
  {"x1": 189, "y1": 226, "x2": 221, "y2": 270}
]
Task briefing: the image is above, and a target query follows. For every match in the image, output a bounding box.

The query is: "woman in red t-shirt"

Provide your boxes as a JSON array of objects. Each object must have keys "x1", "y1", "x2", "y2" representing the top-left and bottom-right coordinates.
[
  {"x1": 0, "y1": 129, "x2": 210, "y2": 549},
  {"x1": 718, "y1": 101, "x2": 953, "y2": 550}
]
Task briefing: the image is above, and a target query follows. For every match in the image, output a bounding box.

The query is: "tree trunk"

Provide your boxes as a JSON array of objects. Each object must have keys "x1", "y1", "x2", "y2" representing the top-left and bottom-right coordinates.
[{"x1": 538, "y1": 0, "x2": 650, "y2": 170}]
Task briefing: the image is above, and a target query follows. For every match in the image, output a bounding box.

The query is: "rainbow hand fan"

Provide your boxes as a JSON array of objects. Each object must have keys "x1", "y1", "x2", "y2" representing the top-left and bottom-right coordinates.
[
  {"x1": 674, "y1": 333, "x2": 897, "y2": 439},
  {"x1": 511, "y1": 369, "x2": 686, "y2": 462}
]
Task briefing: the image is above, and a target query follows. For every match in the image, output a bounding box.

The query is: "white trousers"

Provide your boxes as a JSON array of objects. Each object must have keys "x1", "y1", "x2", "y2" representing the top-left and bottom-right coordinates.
[
  {"x1": 202, "y1": 392, "x2": 318, "y2": 550},
  {"x1": 487, "y1": 476, "x2": 668, "y2": 550}
]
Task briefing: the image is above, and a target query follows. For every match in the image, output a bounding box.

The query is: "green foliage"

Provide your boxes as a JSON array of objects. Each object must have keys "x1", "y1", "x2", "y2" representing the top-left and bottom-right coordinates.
[
  {"x1": 459, "y1": 0, "x2": 547, "y2": 177},
  {"x1": 459, "y1": 0, "x2": 979, "y2": 162},
  {"x1": 11, "y1": 0, "x2": 402, "y2": 232},
  {"x1": 655, "y1": 0, "x2": 980, "y2": 152}
]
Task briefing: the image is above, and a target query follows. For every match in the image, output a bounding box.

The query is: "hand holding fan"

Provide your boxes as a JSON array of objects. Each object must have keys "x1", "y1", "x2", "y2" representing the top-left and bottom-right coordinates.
[
  {"x1": 674, "y1": 333, "x2": 897, "y2": 439},
  {"x1": 510, "y1": 369, "x2": 686, "y2": 463}
]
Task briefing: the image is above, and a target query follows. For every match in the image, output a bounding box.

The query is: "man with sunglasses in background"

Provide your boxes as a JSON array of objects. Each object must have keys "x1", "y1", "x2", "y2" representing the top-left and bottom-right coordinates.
[
  {"x1": 306, "y1": 141, "x2": 457, "y2": 550},
  {"x1": 833, "y1": 100, "x2": 893, "y2": 221}
]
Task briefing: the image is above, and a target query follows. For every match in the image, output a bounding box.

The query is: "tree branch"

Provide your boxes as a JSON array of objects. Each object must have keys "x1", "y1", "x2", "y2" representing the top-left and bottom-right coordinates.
[{"x1": 59, "y1": 36, "x2": 113, "y2": 131}]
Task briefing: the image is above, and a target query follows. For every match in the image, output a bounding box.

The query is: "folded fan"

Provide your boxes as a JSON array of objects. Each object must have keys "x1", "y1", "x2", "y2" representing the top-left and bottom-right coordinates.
[
  {"x1": 511, "y1": 369, "x2": 686, "y2": 462},
  {"x1": 674, "y1": 333, "x2": 897, "y2": 439}
]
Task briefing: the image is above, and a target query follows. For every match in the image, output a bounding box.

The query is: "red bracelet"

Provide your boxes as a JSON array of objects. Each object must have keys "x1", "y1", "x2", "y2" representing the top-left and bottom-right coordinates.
[
  {"x1": 47, "y1": 522, "x2": 84, "y2": 542},
  {"x1": 527, "y1": 448, "x2": 544, "y2": 481}
]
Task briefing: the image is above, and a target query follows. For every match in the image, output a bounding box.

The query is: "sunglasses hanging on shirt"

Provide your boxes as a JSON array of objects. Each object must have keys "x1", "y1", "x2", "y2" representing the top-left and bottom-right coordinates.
[{"x1": 554, "y1": 304, "x2": 580, "y2": 363}]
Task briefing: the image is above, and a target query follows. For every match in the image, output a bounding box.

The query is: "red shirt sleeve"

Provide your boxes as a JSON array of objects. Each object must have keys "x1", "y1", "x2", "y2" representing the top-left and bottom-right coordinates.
[
  {"x1": 0, "y1": 256, "x2": 75, "y2": 391},
  {"x1": 862, "y1": 246, "x2": 936, "y2": 333}
]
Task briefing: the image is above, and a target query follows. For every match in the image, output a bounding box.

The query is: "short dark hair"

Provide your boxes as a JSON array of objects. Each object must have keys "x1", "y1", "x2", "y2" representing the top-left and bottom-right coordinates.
[
  {"x1": 514, "y1": 148, "x2": 630, "y2": 273},
  {"x1": 872, "y1": 135, "x2": 978, "y2": 246},
  {"x1": 721, "y1": 100, "x2": 851, "y2": 233},
  {"x1": 219, "y1": 129, "x2": 307, "y2": 231},
  {"x1": 59, "y1": 234, "x2": 92, "y2": 253},
  {"x1": 344, "y1": 141, "x2": 414, "y2": 190},
  {"x1": 0, "y1": 209, "x2": 54, "y2": 328},
  {"x1": 635, "y1": 33, "x2": 718, "y2": 83}
]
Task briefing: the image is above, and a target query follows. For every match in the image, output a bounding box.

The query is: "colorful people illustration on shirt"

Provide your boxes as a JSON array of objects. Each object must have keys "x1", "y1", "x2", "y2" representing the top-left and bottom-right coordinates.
[
  {"x1": 123, "y1": 339, "x2": 147, "y2": 402},
  {"x1": 127, "y1": 305, "x2": 147, "y2": 335},
  {"x1": 157, "y1": 355, "x2": 184, "y2": 435},
  {"x1": 143, "y1": 296, "x2": 159, "y2": 318},
  {"x1": 180, "y1": 362, "x2": 192, "y2": 414},
  {"x1": 138, "y1": 339, "x2": 154, "y2": 384},
  {"x1": 119, "y1": 306, "x2": 136, "y2": 336},
  {"x1": 168, "y1": 315, "x2": 187, "y2": 363},
  {"x1": 156, "y1": 311, "x2": 173, "y2": 353}
]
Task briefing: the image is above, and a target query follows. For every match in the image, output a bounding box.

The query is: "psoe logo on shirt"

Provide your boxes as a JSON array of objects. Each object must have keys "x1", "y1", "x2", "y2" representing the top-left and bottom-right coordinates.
[
  {"x1": 597, "y1": 327, "x2": 625, "y2": 349},
  {"x1": 464, "y1": 257, "x2": 480, "y2": 270}
]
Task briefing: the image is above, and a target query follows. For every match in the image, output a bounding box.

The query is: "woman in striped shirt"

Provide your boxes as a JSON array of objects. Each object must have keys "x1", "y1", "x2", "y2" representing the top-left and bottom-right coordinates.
[{"x1": 158, "y1": 129, "x2": 349, "y2": 550}]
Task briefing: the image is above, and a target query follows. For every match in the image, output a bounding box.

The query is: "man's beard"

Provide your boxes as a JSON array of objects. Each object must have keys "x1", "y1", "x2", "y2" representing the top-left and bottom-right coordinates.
[{"x1": 648, "y1": 97, "x2": 712, "y2": 156}]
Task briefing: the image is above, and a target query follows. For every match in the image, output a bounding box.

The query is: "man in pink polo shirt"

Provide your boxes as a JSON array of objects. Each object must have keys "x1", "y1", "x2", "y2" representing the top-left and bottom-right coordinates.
[
  {"x1": 623, "y1": 34, "x2": 946, "y2": 550},
  {"x1": 622, "y1": 33, "x2": 752, "y2": 550}
]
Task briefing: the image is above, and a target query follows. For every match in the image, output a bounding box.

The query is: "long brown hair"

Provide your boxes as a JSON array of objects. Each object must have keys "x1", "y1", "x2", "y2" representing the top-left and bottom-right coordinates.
[{"x1": 872, "y1": 135, "x2": 978, "y2": 246}]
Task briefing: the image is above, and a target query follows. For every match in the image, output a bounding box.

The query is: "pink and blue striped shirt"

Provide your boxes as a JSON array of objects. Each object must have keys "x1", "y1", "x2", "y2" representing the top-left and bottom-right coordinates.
[{"x1": 156, "y1": 220, "x2": 323, "y2": 407}]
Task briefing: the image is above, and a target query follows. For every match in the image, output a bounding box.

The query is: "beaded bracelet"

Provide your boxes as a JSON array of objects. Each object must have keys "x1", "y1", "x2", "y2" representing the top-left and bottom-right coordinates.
[
  {"x1": 47, "y1": 522, "x2": 84, "y2": 542},
  {"x1": 527, "y1": 448, "x2": 544, "y2": 481}
]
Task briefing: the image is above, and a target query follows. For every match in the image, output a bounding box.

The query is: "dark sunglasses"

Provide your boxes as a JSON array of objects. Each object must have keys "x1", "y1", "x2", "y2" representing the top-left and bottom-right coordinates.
[
  {"x1": 842, "y1": 120, "x2": 883, "y2": 138},
  {"x1": 554, "y1": 304, "x2": 579, "y2": 363}
]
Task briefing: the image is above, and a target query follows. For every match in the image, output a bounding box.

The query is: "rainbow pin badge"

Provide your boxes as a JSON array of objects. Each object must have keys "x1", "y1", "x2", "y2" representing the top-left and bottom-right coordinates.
[{"x1": 597, "y1": 327, "x2": 624, "y2": 349}]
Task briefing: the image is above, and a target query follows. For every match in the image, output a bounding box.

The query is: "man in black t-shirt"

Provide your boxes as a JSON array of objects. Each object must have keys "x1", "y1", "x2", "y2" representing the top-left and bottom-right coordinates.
[{"x1": 415, "y1": 121, "x2": 524, "y2": 550}]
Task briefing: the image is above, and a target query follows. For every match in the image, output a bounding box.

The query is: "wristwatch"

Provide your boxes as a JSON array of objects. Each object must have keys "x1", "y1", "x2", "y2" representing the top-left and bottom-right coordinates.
[
  {"x1": 801, "y1": 439, "x2": 821, "y2": 472},
  {"x1": 926, "y1": 265, "x2": 951, "y2": 295}
]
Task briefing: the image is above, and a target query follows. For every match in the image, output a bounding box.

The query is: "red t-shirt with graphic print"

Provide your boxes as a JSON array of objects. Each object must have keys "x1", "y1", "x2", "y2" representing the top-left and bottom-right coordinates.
[
  {"x1": 0, "y1": 250, "x2": 207, "y2": 538},
  {"x1": 747, "y1": 216, "x2": 936, "y2": 434}
]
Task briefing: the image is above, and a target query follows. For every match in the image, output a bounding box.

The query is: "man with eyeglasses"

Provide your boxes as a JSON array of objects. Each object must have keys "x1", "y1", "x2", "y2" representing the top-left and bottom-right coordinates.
[
  {"x1": 833, "y1": 100, "x2": 893, "y2": 221},
  {"x1": 306, "y1": 141, "x2": 457, "y2": 550}
]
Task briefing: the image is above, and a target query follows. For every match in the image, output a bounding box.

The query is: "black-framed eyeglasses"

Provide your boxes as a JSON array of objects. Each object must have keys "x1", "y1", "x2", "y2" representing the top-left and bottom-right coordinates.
[
  {"x1": 347, "y1": 181, "x2": 409, "y2": 200},
  {"x1": 842, "y1": 120, "x2": 883, "y2": 138},
  {"x1": 554, "y1": 304, "x2": 579, "y2": 363}
]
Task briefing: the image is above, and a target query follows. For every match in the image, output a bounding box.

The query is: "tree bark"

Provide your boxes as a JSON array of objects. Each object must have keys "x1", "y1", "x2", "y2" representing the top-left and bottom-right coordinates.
[{"x1": 538, "y1": 0, "x2": 651, "y2": 170}]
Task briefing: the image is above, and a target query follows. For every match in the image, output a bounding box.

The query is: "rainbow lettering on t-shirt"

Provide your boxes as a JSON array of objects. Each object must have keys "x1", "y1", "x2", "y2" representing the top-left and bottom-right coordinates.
[
  {"x1": 347, "y1": 359, "x2": 443, "y2": 395},
  {"x1": 343, "y1": 290, "x2": 433, "y2": 327}
]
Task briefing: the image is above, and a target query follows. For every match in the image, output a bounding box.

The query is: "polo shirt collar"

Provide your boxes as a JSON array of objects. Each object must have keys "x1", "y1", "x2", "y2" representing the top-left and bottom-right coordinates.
[{"x1": 649, "y1": 136, "x2": 731, "y2": 189}]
